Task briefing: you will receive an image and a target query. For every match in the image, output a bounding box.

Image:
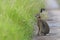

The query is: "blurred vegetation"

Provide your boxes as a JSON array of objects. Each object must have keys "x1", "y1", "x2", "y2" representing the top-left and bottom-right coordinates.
[
  {"x1": 0, "y1": 0, "x2": 45, "y2": 40},
  {"x1": 57, "y1": 0, "x2": 60, "y2": 5}
]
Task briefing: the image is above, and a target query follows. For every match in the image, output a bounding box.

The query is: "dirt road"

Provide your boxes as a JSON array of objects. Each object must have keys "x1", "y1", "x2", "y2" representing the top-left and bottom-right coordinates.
[{"x1": 33, "y1": 27, "x2": 60, "y2": 40}]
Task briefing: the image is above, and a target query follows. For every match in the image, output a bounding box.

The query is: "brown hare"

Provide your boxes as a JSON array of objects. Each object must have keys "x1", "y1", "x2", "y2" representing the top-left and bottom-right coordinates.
[{"x1": 36, "y1": 8, "x2": 50, "y2": 36}]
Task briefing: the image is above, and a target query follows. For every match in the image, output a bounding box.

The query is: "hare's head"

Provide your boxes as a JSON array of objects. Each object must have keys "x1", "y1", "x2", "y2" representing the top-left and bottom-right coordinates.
[{"x1": 35, "y1": 8, "x2": 45, "y2": 20}]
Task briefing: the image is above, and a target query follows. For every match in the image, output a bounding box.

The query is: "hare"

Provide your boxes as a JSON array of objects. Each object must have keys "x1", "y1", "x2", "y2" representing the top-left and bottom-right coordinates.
[{"x1": 36, "y1": 8, "x2": 50, "y2": 36}]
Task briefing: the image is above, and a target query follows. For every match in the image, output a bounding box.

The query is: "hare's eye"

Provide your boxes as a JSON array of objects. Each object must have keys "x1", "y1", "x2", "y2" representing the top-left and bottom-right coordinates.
[{"x1": 38, "y1": 16, "x2": 40, "y2": 18}]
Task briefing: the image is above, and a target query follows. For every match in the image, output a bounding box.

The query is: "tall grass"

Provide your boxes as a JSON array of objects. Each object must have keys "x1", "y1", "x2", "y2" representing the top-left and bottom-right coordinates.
[{"x1": 0, "y1": 0, "x2": 44, "y2": 40}]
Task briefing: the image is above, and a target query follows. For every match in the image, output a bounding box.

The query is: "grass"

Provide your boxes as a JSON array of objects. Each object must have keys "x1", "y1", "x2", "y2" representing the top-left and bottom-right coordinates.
[{"x1": 0, "y1": 0, "x2": 44, "y2": 40}]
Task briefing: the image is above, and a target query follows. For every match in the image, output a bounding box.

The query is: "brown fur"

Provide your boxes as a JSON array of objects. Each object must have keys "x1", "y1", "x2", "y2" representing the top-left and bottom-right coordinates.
[{"x1": 36, "y1": 15, "x2": 50, "y2": 36}]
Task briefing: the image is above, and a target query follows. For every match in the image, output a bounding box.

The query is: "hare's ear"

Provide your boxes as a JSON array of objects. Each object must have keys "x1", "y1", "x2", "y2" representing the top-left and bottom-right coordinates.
[{"x1": 40, "y1": 8, "x2": 45, "y2": 13}]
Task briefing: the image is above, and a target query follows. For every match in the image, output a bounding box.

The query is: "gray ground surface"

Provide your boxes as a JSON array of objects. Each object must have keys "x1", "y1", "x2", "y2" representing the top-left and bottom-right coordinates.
[{"x1": 33, "y1": 27, "x2": 60, "y2": 40}]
